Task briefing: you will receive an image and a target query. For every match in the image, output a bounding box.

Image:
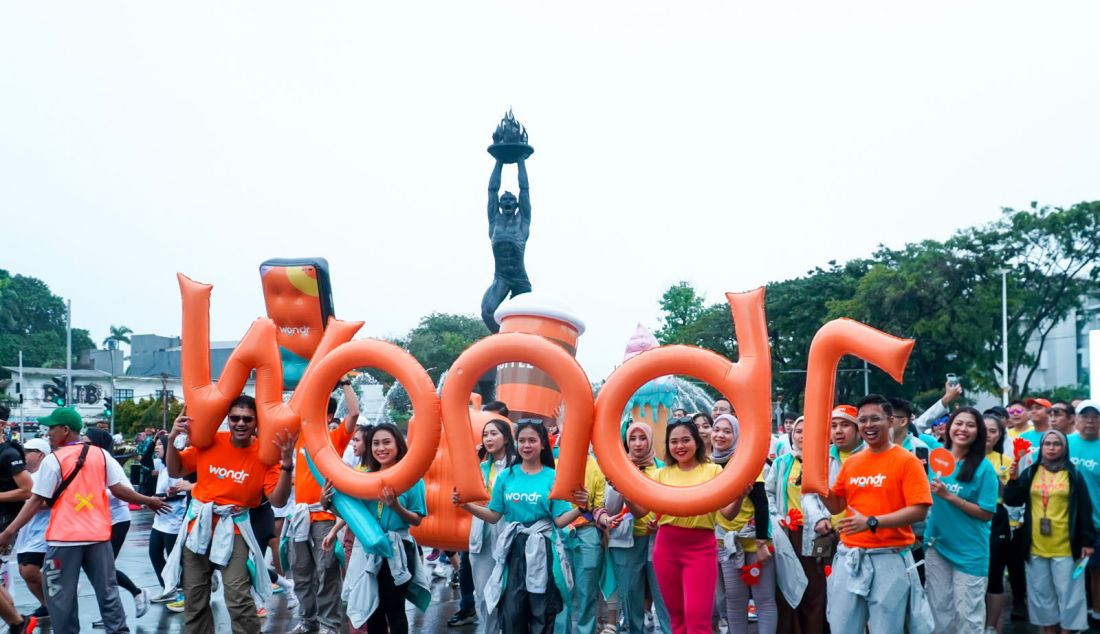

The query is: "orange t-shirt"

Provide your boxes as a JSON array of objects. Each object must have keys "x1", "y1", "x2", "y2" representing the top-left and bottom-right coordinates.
[
  {"x1": 831, "y1": 445, "x2": 932, "y2": 549},
  {"x1": 179, "y1": 432, "x2": 282, "y2": 509},
  {"x1": 295, "y1": 424, "x2": 353, "y2": 521}
]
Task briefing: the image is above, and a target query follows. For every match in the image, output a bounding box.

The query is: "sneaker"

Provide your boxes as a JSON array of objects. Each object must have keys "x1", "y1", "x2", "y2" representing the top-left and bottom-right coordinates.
[
  {"x1": 447, "y1": 608, "x2": 478, "y2": 627},
  {"x1": 151, "y1": 588, "x2": 178, "y2": 603},
  {"x1": 256, "y1": 606, "x2": 267, "y2": 618},
  {"x1": 747, "y1": 600, "x2": 757, "y2": 621},
  {"x1": 31, "y1": 606, "x2": 48, "y2": 618},
  {"x1": 10, "y1": 615, "x2": 36, "y2": 634},
  {"x1": 427, "y1": 549, "x2": 441, "y2": 562},
  {"x1": 275, "y1": 575, "x2": 299, "y2": 608},
  {"x1": 134, "y1": 589, "x2": 149, "y2": 618},
  {"x1": 166, "y1": 595, "x2": 186, "y2": 613},
  {"x1": 645, "y1": 611, "x2": 656, "y2": 630},
  {"x1": 93, "y1": 620, "x2": 105, "y2": 629}
]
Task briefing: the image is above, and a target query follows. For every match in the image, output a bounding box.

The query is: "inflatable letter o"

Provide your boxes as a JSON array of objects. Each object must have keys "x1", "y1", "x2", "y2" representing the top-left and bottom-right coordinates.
[
  {"x1": 799, "y1": 319, "x2": 914, "y2": 496},
  {"x1": 294, "y1": 339, "x2": 441, "y2": 498},
  {"x1": 440, "y1": 332, "x2": 594, "y2": 502},
  {"x1": 592, "y1": 289, "x2": 772, "y2": 517}
]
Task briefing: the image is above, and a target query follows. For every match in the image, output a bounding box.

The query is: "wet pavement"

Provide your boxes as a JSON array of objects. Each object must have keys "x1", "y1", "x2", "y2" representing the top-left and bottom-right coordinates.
[{"x1": 1, "y1": 511, "x2": 1061, "y2": 632}]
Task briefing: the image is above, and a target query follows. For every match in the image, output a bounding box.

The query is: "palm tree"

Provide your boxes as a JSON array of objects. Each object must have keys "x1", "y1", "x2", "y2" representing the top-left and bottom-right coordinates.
[{"x1": 103, "y1": 324, "x2": 133, "y2": 350}]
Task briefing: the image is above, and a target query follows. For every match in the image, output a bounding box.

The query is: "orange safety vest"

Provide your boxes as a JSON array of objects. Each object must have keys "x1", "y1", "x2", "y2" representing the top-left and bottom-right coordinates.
[{"x1": 44, "y1": 444, "x2": 112, "y2": 543}]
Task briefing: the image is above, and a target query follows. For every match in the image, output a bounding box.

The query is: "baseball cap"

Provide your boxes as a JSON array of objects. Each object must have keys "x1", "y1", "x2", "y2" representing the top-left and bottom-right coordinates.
[
  {"x1": 831, "y1": 405, "x2": 858, "y2": 424},
  {"x1": 24, "y1": 438, "x2": 51, "y2": 454},
  {"x1": 1077, "y1": 399, "x2": 1100, "y2": 415},
  {"x1": 1025, "y1": 397, "x2": 1052, "y2": 409},
  {"x1": 36, "y1": 408, "x2": 83, "y2": 433}
]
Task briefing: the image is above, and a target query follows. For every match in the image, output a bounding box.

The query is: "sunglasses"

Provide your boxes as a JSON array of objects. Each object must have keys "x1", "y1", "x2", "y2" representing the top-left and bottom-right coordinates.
[
  {"x1": 1007, "y1": 407, "x2": 1025, "y2": 415},
  {"x1": 228, "y1": 415, "x2": 255, "y2": 423}
]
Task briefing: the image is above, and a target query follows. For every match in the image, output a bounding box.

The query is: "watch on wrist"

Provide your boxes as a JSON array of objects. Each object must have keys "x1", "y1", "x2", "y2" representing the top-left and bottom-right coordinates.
[
  {"x1": 281, "y1": 464, "x2": 294, "y2": 472},
  {"x1": 867, "y1": 516, "x2": 879, "y2": 534}
]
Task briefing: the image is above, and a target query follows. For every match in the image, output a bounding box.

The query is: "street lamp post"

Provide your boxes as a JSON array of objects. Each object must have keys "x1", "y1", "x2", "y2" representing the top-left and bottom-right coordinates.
[{"x1": 999, "y1": 268, "x2": 1010, "y2": 406}]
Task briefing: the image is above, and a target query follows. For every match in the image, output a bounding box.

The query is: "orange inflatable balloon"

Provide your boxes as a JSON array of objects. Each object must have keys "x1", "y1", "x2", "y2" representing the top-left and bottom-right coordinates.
[
  {"x1": 591, "y1": 289, "x2": 771, "y2": 517},
  {"x1": 178, "y1": 273, "x2": 361, "y2": 465},
  {"x1": 440, "y1": 332, "x2": 595, "y2": 503},
  {"x1": 294, "y1": 339, "x2": 441, "y2": 498},
  {"x1": 799, "y1": 319, "x2": 914, "y2": 496},
  {"x1": 412, "y1": 409, "x2": 506, "y2": 551}
]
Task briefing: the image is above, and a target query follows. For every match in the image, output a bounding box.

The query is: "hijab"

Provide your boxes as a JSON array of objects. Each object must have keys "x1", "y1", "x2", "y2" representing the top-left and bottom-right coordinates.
[
  {"x1": 711, "y1": 414, "x2": 739, "y2": 466},
  {"x1": 1039, "y1": 429, "x2": 1070, "y2": 473},
  {"x1": 625, "y1": 421, "x2": 657, "y2": 469},
  {"x1": 788, "y1": 416, "x2": 805, "y2": 458}
]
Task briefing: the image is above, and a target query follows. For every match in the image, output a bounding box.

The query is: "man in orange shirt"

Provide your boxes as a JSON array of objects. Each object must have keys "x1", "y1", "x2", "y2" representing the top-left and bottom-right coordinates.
[
  {"x1": 284, "y1": 384, "x2": 359, "y2": 634},
  {"x1": 164, "y1": 395, "x2": 296, "y2": 634},
  {"x1": 822, "y1": 394, "x2": 934, "y2": 634}
]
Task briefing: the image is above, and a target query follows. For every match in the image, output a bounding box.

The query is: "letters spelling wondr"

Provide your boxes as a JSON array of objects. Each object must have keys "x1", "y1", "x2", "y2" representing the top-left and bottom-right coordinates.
[{"x1": 177, "y1": 272, "x2": 914, "y2": 522}]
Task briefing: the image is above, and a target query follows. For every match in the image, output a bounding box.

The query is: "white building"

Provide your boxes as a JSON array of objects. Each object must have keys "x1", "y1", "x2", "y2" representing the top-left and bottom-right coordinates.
[{"x1": 1022, "y1": 301, "x2": 1100, "y2": 393}]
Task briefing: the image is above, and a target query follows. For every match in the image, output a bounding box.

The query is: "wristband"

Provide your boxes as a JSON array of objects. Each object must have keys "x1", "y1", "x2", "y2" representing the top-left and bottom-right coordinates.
[{"x1": 281, "y1": 464, "x2": 294, "y2": 472}]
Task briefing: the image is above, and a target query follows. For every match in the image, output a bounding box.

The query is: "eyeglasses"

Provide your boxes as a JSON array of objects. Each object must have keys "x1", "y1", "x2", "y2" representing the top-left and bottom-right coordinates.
[
  {"x1": 228, "y1": 415, "x2": 255, "y2": 423},
  {"x1": 856, "y1": 415, "x2": 886, "y2": 425}
]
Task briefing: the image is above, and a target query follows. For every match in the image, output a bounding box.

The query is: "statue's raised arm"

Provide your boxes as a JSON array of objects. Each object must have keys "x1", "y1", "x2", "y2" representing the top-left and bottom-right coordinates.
[
  {"x1": 487, "y1": 160, "x2": 503, "y2": 238},
  {"x1": 517, "y1": 158, "x2": 531, "y2": 227}
]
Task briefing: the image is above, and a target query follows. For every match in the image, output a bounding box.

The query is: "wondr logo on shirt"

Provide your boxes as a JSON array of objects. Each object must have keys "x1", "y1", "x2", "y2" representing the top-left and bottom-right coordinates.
[
  {"x1": 208, "y1": 464, "x2": 249, "y2": 484},
  {"x1": 1072, "y1": 457, "x2": 1098, "y2": 471},
  {"x1": 506, "y1": 492, "x2": 542, "y2": 504},
  {"x1": 849, "y1": 474, "x2": 887, "y2": 488}
]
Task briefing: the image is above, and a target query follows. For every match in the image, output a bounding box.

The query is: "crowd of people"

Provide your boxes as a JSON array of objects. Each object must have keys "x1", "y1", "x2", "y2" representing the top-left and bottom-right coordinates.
[{"x1": 0, "y1": 383, "x2": 1099, "y2": 634}]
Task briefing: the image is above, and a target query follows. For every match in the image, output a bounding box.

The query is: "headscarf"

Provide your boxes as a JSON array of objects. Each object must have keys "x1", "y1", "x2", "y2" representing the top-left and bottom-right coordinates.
[
  {"x1": 84, "y1": 427, "x2": 114, "y2": 453},
  {"x1": 788, "y1": 416, "x2": 805, "y2": 458},
  {"x1": 624, "y1": 421, "x2": 656, "y2": 469},
  {"x1": 1039, "y1": 429, "x2": 1070, "y2": 473},
  {"x1": 711, "y1": 414, "x2": 739, "y2": 466}
]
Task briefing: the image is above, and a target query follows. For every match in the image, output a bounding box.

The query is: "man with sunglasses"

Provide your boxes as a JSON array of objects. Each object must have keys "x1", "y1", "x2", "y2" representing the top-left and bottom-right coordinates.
[
  {"x1": 1067, "y1": 400, "x2": 1100, "y2": 624},
  {"x1": 1005, "y1": 400, "x2": 1032, "y2": 440},
  {"x1": 822, "y1": 394, "x2": 933, "y2": 633},
  {"x1": 164, "y1": 395, "x2": 296, "y2": 634},
  {"x1": 1049, "y1": 401, "x2": 1077, "y2": 436}
]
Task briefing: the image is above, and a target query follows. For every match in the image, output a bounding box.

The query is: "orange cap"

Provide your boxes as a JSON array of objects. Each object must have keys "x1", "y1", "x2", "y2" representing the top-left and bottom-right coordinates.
[{"x1": 831, "y1": 405, "x2": 858, "y2": 424}]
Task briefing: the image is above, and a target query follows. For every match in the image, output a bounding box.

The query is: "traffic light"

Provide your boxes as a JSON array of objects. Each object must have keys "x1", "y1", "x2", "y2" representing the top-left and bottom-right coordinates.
[
  {"x1": 103, "y1": 397, "x2": 113, "y2": 418},
  {"x1": 48, "y1": 377, "x2": 67, "y2": 406}
]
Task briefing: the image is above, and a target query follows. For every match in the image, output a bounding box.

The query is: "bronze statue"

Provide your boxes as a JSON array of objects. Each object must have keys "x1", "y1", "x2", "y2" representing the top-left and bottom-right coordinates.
[{"x1": 482, "y1": 111, "x2": 534, "y2": 332}]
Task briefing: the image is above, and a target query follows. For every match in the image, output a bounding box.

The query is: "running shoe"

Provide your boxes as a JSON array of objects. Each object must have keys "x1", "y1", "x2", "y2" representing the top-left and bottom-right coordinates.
[
  {"x1": 747, "y1": 600, "x2": 757, "y2": 621},
  {"x1": 426, "y1": 549, "x2": 441, "y2": 562},
  {"x1": 92, "y1": 620, "x2": 105, "y2": 629},
  {"x1": 256, "y1": 606, "x2": 267, "y2": 618},
  {"x1": 151, "y1": 588, "x2": 178, "y2": 603},
  {"x1": 447, "y1": 607, "x2": 477, "y2": 627},
  {"x1": 166, "y1": 595, "x2": 186, "y2": 613},
  {"x1": 31, "y1": 606, "x2": 48, "y2": 618},
  {"x1": 10, "y1": 615, "x2": 36, "y2": 634},
  {"x1": 134, "y1": 589, "x2": 150, "y2": 618}
]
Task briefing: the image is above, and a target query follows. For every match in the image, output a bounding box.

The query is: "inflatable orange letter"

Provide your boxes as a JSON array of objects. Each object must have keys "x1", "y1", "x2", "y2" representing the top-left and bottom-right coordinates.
[
  {"x1": 591, "y1": 289, "x2": 771, "y2": 517},
  {"x1": 799, "y1": 319, "x2": 914, "y2": 495},
  {"x1": 440, "y1": 332, "x2": 594, "y2": 502}
]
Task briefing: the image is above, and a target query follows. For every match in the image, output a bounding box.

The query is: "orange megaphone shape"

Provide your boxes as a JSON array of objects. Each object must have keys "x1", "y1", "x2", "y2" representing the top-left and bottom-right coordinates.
[
  {"x1": 591, "y1": 288, "x2": 771, "y2": 517},
  {"x1": 799, "y1": 319, "x2": 914, "y2": 496}
]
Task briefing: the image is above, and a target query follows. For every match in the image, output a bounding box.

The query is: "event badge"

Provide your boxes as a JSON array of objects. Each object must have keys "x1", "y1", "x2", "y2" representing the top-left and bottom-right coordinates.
[{"x1": 1039, "y1": 517, "x2": 1053, "y2": 536}]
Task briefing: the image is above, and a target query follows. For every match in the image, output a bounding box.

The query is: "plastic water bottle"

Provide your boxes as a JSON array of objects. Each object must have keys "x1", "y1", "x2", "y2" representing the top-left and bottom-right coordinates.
[{"x1": 173, "y1": 432, "x2": 189, "y2": 451}]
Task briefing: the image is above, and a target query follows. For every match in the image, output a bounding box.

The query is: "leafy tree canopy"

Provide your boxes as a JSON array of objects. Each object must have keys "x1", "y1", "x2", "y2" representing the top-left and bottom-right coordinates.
[{"x1": 0, "y1": 270, "x2": 94, "y2": 373}]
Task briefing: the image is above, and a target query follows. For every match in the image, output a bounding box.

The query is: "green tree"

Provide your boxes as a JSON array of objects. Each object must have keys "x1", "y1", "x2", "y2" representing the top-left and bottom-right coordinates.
[
  {"x1": 401, "y1": 313, "x2": 488, "y2": 386},
  {"x1": 0, "y1": 270, "x2": 94, "y2": 372},
  {"x1": 103, "y1": 324, "x2": 133, "y2": 350},
  {"x1": 114, "y1": 396, "x2": 182, "y2": 437},
  {"x1": 655, "y1": 282, "x2": 706, "y2": 344}
]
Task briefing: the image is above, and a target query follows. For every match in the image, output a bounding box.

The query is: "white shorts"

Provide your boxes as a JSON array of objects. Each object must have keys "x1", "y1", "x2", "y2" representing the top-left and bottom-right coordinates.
[{"x1": 1026, "y1": 554, "x2": 1087, "y2": 630}]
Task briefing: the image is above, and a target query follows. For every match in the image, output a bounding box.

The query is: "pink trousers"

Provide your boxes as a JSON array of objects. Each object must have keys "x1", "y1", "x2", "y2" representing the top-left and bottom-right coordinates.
[{"x1": 653, "y1": 525, "x2": 719, "y2": 634}]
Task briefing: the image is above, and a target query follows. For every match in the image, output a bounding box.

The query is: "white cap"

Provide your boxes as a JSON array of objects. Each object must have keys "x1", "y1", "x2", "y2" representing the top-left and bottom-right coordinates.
[
  {"x1": 24, "y1": 438, "x2": 51, "y2": 454},
  {"x1": 493, "y1": 292, "x2": 586, "y2": 334},
  {"x1": 1077, "y1": 399, "x2": 1100, "y2": 415}
]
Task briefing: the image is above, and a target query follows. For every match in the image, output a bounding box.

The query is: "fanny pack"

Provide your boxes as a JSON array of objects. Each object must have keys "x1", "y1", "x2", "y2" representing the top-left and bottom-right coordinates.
[{"x1": 811, "y1": 530, "x2": 839, "y2": 561}]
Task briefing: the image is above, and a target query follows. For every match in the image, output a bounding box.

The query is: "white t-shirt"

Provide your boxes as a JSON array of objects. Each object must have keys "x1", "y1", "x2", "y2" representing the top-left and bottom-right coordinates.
[
  {"x1": 151, "y1": 458, "x2": 187, "y2": 535},
  {"x1": 32, "y1": 445, "x2": 127, "y2": 547},
  {"x1": 15, "y1": 470, "x2": 50, "y2": 554},
  {"x1": 109, "y1": 481, "x2": 132, "y2": 525}
]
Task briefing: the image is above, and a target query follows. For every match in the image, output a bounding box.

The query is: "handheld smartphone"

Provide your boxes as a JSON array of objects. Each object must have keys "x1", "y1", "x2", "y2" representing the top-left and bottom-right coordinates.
[{"x1": 946, "y1": 373, "x2": 959, "y2": 387}]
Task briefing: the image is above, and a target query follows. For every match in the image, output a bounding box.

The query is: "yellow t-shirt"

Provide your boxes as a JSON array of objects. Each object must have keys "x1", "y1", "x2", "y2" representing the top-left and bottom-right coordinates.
[
  {"x1": 721, "y1": 470, "x2": 767, "y2": 553},
  {"x1": 654, "y1": 462, "x2": 724, "y2": 530},
  {"x1": 786, "y1": 460, "x2": 803, "y2": 515},
  {"x1": 571, "y1": 455, "x2": 607, "y2": 528},
  {"x1": 1007, "y1": 426, "x2": 1031, "y2": 440},
  {"x1": 1030, "y1": 466, "x2": 1071, "y2": 558},
  {"x1": 831, "y1": 450, "x2": 855, "y2": 527},
  {"x1": 631, "y1": 464, "x2": 660, "y2": 537}
]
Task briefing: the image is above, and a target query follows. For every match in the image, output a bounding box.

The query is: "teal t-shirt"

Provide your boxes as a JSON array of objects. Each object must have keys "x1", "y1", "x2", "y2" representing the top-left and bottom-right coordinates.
[
  {"x1": 1019, "y1": 429, "x2": 1046, "y2": 448},
  {"x1": 488, "y1": 465, "x2": 572, "y2": 525},
  {"x1": 926, "y1": 458, "x2": 999, "y2": 577},
  {"x1": 918, "y1": 433, "x2": 942, "y2": 450},
  {"x1": 372, "y1": 479, "x2": 427, "y2": 532},
  {"x1": 1069, "y1": 435, "x2": 1100, "y2": 529}
]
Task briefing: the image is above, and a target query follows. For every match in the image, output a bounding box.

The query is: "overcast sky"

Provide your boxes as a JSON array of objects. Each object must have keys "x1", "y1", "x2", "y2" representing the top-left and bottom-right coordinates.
[{"x1": 2, "y1": 2, "x2": 1098, "y2": 381}]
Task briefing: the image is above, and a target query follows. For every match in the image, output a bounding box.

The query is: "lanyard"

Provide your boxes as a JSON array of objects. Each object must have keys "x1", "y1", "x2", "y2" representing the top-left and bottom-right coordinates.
[
  {"x1": 487, "y1": 461, "x2": 497, "y2": 490},
  {"x1": 1038, "y1": 468, "x2": 1058, "y2": 517},
  {"x1": 377, "y1": 501, "x2": 385, "y2": 520}
]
